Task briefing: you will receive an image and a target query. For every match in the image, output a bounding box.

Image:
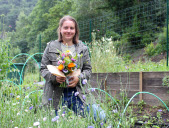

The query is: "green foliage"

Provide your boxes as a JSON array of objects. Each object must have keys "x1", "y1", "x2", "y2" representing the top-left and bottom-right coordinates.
[
  {"x1": 0, "y1": 37, "x2": 11, "y2": 87},
  {"x1": 123, "y1": 54, "x2": 132, "y2": 63},
  {"x1": 90, "y1": 36, "x2": 168, "y2": 73},
  {"x1": 156, "y1": 27, "x2": 169, "y2": 53},
  {"x1": 0, "y1": 0, "x2": 38, "y2": 31},
  {"x1": 137, "y1": 100, "x2": 146, "y2": 108},
  {"x1": 1, "y1": 0, "x2": 167, "y2": 60},
  {"x1": 119, "y1": 15, "x2": 142, "y2": 54},
  {"x1": 12, "y1": 11, "x2": 30, "y2": 53},
  {"x1": 72, "y1": 0, "x2": 106, "y2": 21},
  {"x1": 91, "y1": 36, "x2": 126, "y2": 73},
  {"x1": 105, "y1": 0, "x2": 135, "y2": 11},
  {"x1": 42, "y1": 0, "x2": 75, "y2": 44},
  {"x1": 162, "y1": 75, "x2": 169, "y2": 87},
  {"x1": 144, "y1": 42, "x2": 157, "y2": 57},
  {"x1": 144, "y1": 41, "x2": 164, "y2": 57},
  {"x1": 141, "y1": 32, "x2": 154, "y2": 46}
]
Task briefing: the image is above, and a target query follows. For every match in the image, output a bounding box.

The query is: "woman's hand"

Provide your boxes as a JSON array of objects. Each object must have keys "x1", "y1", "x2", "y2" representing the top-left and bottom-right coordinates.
[
  {"x1": 56, "y1": 76, "x2": 66, "y2": 84},
  {"x1": 68, "y1": 76, "x2": 79, "y2": 88}
]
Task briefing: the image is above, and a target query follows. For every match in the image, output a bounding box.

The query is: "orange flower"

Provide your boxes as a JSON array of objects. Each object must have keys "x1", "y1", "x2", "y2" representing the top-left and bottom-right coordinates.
[
  {"x1": 68, "y1": 63, "x2": 76, "y2": 68},
  {"x1": 58, "y1": 64, "x2": 64, "y2": 70}
]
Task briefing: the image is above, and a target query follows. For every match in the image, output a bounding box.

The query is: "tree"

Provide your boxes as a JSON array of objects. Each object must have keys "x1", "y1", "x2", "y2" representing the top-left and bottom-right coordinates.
[
  {"x1": 13, "y1": 11, "x2": 30, "y2": 53},
  {"x1": 0, "y1": 0, "x2": 38, "y2": 31}
]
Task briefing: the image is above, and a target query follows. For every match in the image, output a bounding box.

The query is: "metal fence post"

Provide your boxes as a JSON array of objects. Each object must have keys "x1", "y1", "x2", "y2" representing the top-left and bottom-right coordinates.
[
  {"x1": 39, "y1": 34, "x2": 41, "y2": 81},
  {"x1": 167, "y1": 0, "x2": 168, "y2": 67},
  {"x1": 89, "y1": 19, "x2": 92, "y2": 46}
]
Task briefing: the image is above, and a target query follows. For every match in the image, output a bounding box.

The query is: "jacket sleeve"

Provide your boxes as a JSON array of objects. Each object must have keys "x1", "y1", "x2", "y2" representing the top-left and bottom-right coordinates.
[
  {"x1": 40, "y1": 44, "x2": 60, "y2": 86},
  {"x1": 79, "y1": 46, "x2": 92, "y2": 82}
]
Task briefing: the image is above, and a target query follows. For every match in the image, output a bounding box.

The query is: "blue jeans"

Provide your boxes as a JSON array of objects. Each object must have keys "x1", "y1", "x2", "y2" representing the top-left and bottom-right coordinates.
[{"x1": 55, "y1": 87, "x2": 106, "y2": 121}]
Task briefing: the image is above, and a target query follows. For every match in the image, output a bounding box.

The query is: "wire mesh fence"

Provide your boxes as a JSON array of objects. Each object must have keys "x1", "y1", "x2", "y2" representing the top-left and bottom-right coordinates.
[
  {"x1": 38, "y1": 0, "x2": 168, "y2": 64},
  {"x1": 78, "y1": 0, "x2": 167, "y2": 57}
]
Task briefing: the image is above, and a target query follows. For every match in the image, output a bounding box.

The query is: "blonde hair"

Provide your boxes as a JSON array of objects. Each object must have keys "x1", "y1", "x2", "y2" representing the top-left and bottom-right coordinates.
[{"x1": 57, "y1": 15, "x2": 79, "y2": 44}]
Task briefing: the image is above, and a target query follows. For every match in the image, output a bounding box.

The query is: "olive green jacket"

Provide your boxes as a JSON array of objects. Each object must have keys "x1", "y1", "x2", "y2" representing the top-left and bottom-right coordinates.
[{"x1": 40, "y1": 40, "x2": 92, "y2": 109}]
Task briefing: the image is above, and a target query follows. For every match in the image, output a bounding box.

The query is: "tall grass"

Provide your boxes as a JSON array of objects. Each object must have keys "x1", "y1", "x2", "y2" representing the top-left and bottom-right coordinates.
[
  {"x1": 0, "y1": 73, "x2": 137, "y2": 128},
  {"x1": 90, "y1": 37, "x2": 169, "y2": 73}
]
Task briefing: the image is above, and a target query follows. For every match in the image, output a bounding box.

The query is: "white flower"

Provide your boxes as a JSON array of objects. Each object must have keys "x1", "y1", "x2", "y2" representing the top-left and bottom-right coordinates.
[
  {"x1": 33, "y1": 121, "x2": 40, "y2": 126},
  {"x1": 102, "y1": 37, "x2": 105, "y2": 41},
  {"x1": 17, "y1": 112, "x2": 20, "y2": 116},
  {"x1": 106, "y1": 50, "x2": 109, "y2": 53},
  {"x1": 25, "y1": 109, "x2": 28, "y2": 112},
  {"x1": 27, "y1": 100, "x2": 31, "y2": 103},
  {"x1": 43, "y1": 117, "x2": 47, "y2": 121},
  {"x1": 12, "y1": 103, "x2": 16, "y2": 106},
  {"x1": 25, "y1": 95, "x2": 29, "y2": 98},
  {"x1": 58, "y1": 109, "x2": 61, "y2": 113},
  {"x1": 107, "y1": 38, "x2": 112, "y2": 41},
  {"x1": 16, "y1": 95, "x2": 20, "y2": 99},
  {"x1": 112, "y1": 109, "x2": 118, "y2": 113}
]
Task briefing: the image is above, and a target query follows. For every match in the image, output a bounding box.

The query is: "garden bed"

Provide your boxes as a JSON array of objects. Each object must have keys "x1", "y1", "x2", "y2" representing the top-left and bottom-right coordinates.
[{"x1": 131, "y1": 104, "x2": 169, "y2": 128}]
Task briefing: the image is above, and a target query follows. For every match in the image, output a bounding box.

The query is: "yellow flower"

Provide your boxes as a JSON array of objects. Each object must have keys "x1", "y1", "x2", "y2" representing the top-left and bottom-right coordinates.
[
  {"x1": 16, "y1": 95, "x2": 20, "y2": 100},
  {"x1": 66, "y1": 50, "x2": 70, "y2": 53},
  {"x1": 58, "y1": 64, "x2": 64, "y2": 70}
]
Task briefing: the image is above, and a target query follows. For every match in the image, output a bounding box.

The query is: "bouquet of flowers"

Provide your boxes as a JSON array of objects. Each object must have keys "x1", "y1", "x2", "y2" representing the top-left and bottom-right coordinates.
[
  {"x1": 57, "y1": 50, "x2": 78, "y2": 75},
  {"x1": 47, "y1": 49, "x2": 82, "y2": 87}
]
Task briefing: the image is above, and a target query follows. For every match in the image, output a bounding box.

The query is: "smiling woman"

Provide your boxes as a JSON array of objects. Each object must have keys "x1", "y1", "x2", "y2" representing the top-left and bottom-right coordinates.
[{"x1": 40, "y1": 15, "x2": 92, "y2": 116}]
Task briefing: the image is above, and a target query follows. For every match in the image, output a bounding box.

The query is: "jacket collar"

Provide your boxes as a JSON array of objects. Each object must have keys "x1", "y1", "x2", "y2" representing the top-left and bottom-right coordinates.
[{"x1": 49, "y1": 40, "x2": 83, "y2": 54}]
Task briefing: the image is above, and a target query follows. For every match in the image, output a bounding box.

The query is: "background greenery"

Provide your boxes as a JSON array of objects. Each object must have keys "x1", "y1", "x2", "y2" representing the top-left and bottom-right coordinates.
[{"x1": 0, "y1": 0, "x2": 168, "y2": 62}]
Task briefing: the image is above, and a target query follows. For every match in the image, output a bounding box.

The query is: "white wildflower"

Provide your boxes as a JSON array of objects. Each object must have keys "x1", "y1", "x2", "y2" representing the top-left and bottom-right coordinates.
[
  {"x1": 25, "y1": 109, "x2": 28, "y2": 112},
  {"x1": 25, "y1": 95, "x2": 29, "y2": 98},
  {"x1": 33, "y1": 121, "x2": 40, "y2": 126},
  {"x1": 43, "y1": 117, "x2": 47, "y2": 121}
]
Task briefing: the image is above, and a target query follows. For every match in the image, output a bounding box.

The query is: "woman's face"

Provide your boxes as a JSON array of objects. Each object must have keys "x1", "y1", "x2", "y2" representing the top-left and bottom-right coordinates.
[{"x1": 60, "y1": 20, "x2": 76, "y2": 42}]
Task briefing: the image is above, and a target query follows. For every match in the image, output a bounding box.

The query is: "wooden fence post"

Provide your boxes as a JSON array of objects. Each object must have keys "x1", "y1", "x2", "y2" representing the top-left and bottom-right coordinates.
[
  {"x1": 104, "y1": 79, "x2": 107, "y2": 91},
  {"x1": 139, "y1": 72, "x2": 143, "y2": 101}
]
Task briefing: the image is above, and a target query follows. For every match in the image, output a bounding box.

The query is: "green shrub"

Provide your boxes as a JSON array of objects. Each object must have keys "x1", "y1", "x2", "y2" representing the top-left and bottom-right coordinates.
[
  {"x1": 105, "y1": 30, "x2": 121, "y2": 41},
  {"x1": 144, "y1": 42, "x2": 164, "y2": 57},
  {"x1": 144, "y1": 42, "x2": 156, "y2": 57},
  {"x1": 141, "y1": 32, "x2": 154, "y2": 46},
  {"x1": 0, "y1": 37, "x2": 11, "y2": 87}
]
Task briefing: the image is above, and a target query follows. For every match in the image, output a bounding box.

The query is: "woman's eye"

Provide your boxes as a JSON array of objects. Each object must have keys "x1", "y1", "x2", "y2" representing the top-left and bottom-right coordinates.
[{"x1": 64, "y1": 27, "x2": 68, "y2": 29}]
